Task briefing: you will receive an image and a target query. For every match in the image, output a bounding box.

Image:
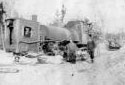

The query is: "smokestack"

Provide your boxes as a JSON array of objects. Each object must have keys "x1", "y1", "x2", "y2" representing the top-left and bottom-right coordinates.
[{"x1": 32, "y1": 15, "x2": 37, "y2": 21}]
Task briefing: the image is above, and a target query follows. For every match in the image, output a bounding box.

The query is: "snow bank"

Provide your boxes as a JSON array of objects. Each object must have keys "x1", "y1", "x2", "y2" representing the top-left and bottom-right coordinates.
[
  {"x1": 0, "y1": 65, "x2": 63, "y2": 85},
  {"x1": 94, "y1": 42, "x2": 108, "y2": 57},
  {"x1": 38, "y1": 55, "x2": 63, "y2": 64},
  {"x1": 19, "y1": 56, "x2": 37, "y2": 65},
  {"x1": 93, "y1": 44, "x2": 125, "y2": 85},
  {"x1": 0, "y1": 50, "x2": 14, "y2": 65},
  {"x1": 119, "y1": 44, "x2": 125, "y2": 52}
]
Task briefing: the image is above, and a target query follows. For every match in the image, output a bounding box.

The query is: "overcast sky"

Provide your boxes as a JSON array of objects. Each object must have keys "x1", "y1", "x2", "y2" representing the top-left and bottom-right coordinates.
[{"x1": 3, "y1": 0, "x2": 125, "y2": 33}]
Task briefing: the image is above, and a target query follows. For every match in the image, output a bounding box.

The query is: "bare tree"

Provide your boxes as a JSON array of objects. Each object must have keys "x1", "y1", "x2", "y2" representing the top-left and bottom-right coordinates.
[
  {"x1": 3, "y1": 0, "x2": 15, "y2": 18},
  {"x1": 50, "y1": 4, "x2": 66, "y2": 27},
  {"x1": 60, "y1": 4, "x2": 66, "y2": 23},
  {"x1": 50, "y1": 10, "x2": 60, "y2": 26},
  {"x1": 81, "y1": 18, "x2": 102, "y2": 42}
]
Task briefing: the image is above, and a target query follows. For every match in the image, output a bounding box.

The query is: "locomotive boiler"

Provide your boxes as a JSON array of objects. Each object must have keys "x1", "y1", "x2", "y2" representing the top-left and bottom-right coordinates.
[{"x1": 40, "y1": 25, "x2": 71, "y2": 41}]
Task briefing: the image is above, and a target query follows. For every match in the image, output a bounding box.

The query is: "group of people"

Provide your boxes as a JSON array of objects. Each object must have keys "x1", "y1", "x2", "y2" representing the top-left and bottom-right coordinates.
[{"x1": 41, "y1": 37, "x2": 96, "y2": 64}]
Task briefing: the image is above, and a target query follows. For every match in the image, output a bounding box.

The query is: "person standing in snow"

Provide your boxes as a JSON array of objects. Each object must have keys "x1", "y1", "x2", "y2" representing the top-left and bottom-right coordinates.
[
  {"x1": 87, "y1": 35, "x2": 96, "y2": 63},
  {"x1": 67, "y1": 39, "x2": 78, "y2": 64}
]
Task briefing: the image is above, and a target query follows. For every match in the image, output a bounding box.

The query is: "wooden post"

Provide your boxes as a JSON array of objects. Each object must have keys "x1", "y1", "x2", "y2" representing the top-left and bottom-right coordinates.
[
  {"x1": 0, "y1": 24, "x2": 5, "y2": 50},
  {"x1": 15, "y1": 19, "x2": 20, "y2": 53},
  {"x1": 0, "y1": 2, "x2": 6, "y2": 51}
]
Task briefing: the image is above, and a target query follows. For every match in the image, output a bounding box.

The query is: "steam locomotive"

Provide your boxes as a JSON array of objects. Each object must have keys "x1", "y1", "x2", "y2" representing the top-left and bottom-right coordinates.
[{"x1": 3, "y1": 16, "x2": 85, "y2": 53}]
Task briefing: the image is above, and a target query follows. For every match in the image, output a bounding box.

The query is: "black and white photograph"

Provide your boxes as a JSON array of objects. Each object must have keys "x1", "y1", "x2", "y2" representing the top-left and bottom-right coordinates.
[{"x1": 0, "y1": 0, "x2": 125, "y2": 85}]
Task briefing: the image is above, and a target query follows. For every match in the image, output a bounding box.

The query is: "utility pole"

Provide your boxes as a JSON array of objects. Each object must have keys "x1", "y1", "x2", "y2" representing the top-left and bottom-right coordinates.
[{"x1": 0, "y1": 2, "x2": 6, "y2": 51}]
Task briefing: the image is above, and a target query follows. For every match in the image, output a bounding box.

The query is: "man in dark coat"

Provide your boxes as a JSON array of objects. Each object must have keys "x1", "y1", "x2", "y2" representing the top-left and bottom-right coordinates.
[
  {"x1": 87, "y1": 37, "x2": 96, "y2": 63},
  {"x1": 67, "y1": 40, "x2": 78, "y2": 64}
]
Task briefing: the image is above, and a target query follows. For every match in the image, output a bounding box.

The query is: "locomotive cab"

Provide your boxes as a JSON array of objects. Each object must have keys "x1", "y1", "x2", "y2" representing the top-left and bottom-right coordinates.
[{"x1": 4, "y1": 17, "x2": 40, "y2": 53}]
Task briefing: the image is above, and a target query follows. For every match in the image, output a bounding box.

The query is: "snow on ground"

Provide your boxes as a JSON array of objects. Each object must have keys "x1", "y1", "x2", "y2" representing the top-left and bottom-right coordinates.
[
  {"x1": 0, "y1": 62, "x2": 92, "y2": 85},
  {"x1": 91, "y1": 43, "x2": 125, "y2": 85},
  {"x1": 0, "y1": 50, "x2": 14, "y2": 65},
  {"x1": 0, "y1": 43, "x2": 125, "y2": 85}
]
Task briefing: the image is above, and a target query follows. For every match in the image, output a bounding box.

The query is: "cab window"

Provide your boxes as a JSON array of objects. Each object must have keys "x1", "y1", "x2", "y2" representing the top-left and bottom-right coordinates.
[{"x1": 24, "y1": 26, "x2": 31, "y2": 38}]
